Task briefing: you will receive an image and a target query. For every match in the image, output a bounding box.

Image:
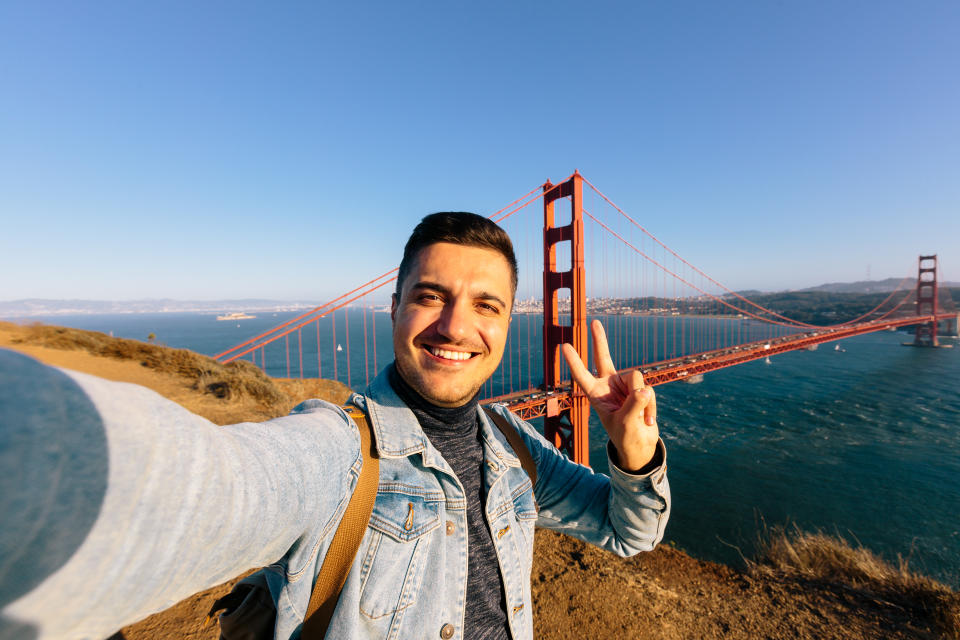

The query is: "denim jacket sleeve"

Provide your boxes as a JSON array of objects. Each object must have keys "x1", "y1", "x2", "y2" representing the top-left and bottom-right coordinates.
[
  {"x1": 488, "y1": 404, "x2": 670, "y2": 557},
  {"x1": 0, "y1": 349, "x2": 361, "y2": 640}
]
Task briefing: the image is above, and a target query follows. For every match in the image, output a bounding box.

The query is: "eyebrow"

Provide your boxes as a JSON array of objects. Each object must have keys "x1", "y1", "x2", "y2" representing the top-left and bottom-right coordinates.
[{"x1": 410, "y1": 281, "x2": 508, "y2": 310}]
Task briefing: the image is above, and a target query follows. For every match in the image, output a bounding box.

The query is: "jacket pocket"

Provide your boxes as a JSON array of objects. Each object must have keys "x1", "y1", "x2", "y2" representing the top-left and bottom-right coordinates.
[
  {"x1": 510, "y1": 482, "x2": 538, "y2": 561},
  {"x1": 358, "y1": 488, "x2": 441, "y2": 619}
]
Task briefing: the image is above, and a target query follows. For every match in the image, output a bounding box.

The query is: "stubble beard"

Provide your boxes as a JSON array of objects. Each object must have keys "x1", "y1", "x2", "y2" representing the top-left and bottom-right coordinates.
[{"x1": 393, "y1": 355, "x2": 486, "y2": 408}]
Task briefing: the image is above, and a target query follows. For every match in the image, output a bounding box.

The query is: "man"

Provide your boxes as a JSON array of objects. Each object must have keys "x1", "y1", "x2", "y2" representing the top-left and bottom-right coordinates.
[{"x1": 0, "y1": 212, "x2": 669, "y2": 640}]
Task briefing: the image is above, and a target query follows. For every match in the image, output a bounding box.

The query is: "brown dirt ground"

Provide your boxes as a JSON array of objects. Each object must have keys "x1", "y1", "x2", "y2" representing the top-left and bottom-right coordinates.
[{"x1": 2, "y1": 321, "x2": 955, "y2": 640}]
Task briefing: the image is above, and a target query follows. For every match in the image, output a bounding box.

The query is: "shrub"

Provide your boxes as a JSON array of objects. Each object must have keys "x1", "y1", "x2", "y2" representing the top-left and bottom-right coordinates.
[{"x1": 751, "y1": 525, "x2": 959, "y2": 638}]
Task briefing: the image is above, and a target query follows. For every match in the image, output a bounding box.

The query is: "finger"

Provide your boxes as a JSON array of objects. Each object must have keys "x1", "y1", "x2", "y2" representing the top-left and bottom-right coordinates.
[
  {"x1": 619, "y1": 369, "x2": 652, "y2": 427},
  {"x1": 591, "y1": 320, "x2": 617, "y2": 377},
  {"x1": 634, "y1": 366, "x2": 647, "y2": 389},
  {"x1": 618, "y1": 366, "x2": 642, "y2": 393},
  {"x1": 624, "y1": 368, "x2": 656, "y2": 426},
  {"x1": 643, "y1": 380, "x2": 657, "y2": 426},
  {"x1": 609, "y1": 370, "x2": 630, "y2": 401},
  {"x1": 561, "y1": 343, "x2": 595, "y2": 393}
]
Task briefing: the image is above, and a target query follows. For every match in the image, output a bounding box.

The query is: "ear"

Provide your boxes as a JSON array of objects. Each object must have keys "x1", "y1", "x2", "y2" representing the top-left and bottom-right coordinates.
[{"x1": 390, "y1": 293, "x2": 398, "y2": 323}]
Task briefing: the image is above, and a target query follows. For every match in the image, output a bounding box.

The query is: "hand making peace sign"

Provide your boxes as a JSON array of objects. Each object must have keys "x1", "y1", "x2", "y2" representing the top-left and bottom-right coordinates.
[{"x1": 561, "y1": 319, "x2": 661, "y2": 473}]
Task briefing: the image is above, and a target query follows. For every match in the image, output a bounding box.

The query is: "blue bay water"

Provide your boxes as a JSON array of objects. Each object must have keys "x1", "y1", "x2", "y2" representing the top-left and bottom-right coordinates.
[
  {"x1": 619, "y1": 329, "x2": 960, "y2": 588},
  {"x1": 16, "y1": 311, "x2": 960, "y2": 587}
]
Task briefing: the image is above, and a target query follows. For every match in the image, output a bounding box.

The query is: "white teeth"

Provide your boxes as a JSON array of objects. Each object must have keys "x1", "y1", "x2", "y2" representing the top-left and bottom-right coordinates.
[{"x1": 429, "y1": 347, "x2": 473, "y2": 361}]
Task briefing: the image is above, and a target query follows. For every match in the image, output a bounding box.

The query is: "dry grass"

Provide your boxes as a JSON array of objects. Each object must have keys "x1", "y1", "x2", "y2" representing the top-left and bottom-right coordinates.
[
  {"x1": 10, "y1": 323, "x2": 287, "y2": 407},
  {"x1": 751, "y1": 525, "x2": 960, "y2": 638},
  {"x1": 272, "y1": 377, "x2": 354, "y2": 407}
]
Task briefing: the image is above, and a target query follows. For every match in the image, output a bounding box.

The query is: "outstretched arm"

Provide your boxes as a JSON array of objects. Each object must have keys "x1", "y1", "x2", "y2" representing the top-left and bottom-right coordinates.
[
  {"x1": 562, "y1": 319, "x2": 660, "y2": 473},
  {"x1": 0, "y1": 349, "x2": 359, "y2": 640}
]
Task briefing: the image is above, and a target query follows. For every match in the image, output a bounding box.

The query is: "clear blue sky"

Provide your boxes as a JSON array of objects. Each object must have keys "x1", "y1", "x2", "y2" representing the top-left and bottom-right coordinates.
[{"x1": 1, "y1": 1, "x2": 957, "y2": 301}]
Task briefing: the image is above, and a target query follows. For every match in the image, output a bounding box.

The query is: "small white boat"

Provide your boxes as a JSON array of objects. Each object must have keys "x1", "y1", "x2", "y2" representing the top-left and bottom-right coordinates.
[
  {"x1": 764, "y1": 356, "x2": 772, "y2": 365},
  {"x1": 337, "y1": 344, "x2": 343, "y2": 352}
]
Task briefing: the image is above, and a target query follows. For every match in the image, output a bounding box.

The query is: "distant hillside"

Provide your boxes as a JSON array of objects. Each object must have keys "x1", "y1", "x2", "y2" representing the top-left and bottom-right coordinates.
[
  {"x1": 0, "y1": 298, "x2": 318, "y2": 317},
  {"x1": 720, "y1": 287, "x2": 960, "y2": 326},
  {"x1": 800, "y1": 278, "x2": 960, "y2": 294}
]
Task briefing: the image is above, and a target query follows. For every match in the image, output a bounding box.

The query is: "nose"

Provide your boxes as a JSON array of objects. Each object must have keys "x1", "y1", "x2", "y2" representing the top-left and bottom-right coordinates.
[{"x1": 435, "y1": 298, "x2": 470, "y2": 342}]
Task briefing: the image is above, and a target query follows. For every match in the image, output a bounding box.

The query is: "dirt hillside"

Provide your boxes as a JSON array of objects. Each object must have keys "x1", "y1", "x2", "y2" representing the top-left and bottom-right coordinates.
[{"x1": 2, "y1": 321, "x2": 956, "y2": 639}]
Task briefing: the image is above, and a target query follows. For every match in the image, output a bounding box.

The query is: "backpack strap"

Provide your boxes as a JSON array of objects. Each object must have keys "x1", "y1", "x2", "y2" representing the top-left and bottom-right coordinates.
[
  {"x1": 301, "y1": 404, "x2": 379, "y2": 640},
  {"x1": 483, "y1": 406, "x2": 537, "y2": 489}
]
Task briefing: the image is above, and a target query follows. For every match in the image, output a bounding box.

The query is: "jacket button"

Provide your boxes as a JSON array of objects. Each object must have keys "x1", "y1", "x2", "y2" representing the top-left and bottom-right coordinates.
[
  {"x1": 445, "y1": 520, "x2": 455, "y2": 535},
  {"x1": 440, "y1": 623, "x2": 455, "y2": 639}
]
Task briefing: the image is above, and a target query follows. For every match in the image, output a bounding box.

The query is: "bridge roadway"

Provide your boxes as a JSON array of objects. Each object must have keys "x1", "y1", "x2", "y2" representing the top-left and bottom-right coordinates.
[{"x1": 483, "y1": 314, "x2": 949, "y2": 422}]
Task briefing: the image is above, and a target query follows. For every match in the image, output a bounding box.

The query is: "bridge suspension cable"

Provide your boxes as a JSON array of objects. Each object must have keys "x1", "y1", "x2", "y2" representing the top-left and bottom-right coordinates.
[
  {"x1": 214, "y1": 184, "x2": 548, "y2": 366},
  {"x1": 582, "y1": 175, "x2": 917, "y2": 330},
  {"x1": 583, "y1": 209, "x2": 809, "y2": 328}
]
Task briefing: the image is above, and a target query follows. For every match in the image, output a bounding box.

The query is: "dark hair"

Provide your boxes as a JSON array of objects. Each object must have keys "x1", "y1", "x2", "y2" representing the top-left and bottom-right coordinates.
[{"x1": 396, "y1": 212, "x2": 518, "y2": 301}]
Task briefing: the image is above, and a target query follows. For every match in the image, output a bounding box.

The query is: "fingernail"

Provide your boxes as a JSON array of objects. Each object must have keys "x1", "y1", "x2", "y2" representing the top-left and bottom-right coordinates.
[{"x1": 646, "y1": 416, "x2": 655, "y2": 426}]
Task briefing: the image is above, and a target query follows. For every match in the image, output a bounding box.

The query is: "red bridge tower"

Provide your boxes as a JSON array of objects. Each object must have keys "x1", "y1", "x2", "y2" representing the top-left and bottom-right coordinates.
[
  {"x1": 914, "y1": 255, "x2": 939, "y2": 347},
  {"x1": 542, "y1": 173, "x2": 591, "y2": 465}
]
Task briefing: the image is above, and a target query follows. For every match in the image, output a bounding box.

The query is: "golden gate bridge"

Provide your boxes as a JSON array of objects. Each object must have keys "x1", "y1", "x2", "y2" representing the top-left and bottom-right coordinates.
[{"x1": 214, "y1": 172, "x2": 957, "y2": 466}]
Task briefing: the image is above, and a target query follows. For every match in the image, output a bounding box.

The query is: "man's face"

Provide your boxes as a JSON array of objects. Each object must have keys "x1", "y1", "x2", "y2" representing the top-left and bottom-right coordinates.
[{"x1": 391, "y1": 242, "x2": 513, "y2": 407}]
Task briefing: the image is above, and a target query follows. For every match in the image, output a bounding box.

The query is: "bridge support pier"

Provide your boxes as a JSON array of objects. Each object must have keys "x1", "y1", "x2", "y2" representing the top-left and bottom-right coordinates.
[
  {"x1": 914, "y1": 255, "x2": 939, "y2": 347},
  {"x1": 542, "y1": 172, "x2": 591, "y2": 465}
]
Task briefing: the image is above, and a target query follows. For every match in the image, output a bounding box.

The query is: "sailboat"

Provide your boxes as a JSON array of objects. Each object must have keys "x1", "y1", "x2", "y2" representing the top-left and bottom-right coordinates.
[{"x1": 337, "y1": 344, "x2": 343, "y2": 352}]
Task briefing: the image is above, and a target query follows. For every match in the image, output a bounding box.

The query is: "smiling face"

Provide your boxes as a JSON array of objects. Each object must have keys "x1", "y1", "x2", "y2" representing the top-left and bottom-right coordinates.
[{"x1": 391, "y1": 242, "x2": 513, "y2": 407}]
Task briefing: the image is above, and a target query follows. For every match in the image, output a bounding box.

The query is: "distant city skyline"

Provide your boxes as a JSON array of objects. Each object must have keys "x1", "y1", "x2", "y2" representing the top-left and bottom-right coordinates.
[{"x1": 2, "y1": 2, "x2": 957, "y2": 301}]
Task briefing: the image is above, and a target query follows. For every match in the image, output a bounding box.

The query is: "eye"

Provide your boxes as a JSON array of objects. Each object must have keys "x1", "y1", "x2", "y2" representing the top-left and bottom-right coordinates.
[
  {"x1": 417, "y1": 293, "x2": 443, "y2": 305},
  {"x1": 476, "y1": 301, "x2": 500, "y2": 314}
]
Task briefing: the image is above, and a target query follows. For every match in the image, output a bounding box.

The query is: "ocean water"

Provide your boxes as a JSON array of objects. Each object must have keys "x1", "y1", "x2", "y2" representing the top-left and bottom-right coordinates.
[
  {"x1": 14, "y1": 311, "x2": 960, "y2": 587},
  {"x1": 609, "y1": 330, "x2": 960, "y2": 588}
]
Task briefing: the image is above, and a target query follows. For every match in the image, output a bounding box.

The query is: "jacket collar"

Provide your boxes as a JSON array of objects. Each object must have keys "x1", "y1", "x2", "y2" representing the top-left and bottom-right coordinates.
[
  {"x1": 352, "y1": 366, "x2": 429, "y2": 459},
  {"x1": 352, "y1": 365, "x2": 522, "y2": 472}
]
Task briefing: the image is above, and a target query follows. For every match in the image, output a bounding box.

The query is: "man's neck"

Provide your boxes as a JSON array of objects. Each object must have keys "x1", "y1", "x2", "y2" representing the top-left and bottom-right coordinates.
[{"x1": 388, "y1": 363, "x2": 479, "y2": 434}]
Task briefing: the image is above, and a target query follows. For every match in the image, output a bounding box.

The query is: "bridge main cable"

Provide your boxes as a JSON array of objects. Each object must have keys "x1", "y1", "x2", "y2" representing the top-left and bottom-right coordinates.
[
  {"x1": 214, "y1": 183, "x2": 547, "y2": 365},
  {"x1": 582, "y1": 175, "x2": 915, "y2": 329}
]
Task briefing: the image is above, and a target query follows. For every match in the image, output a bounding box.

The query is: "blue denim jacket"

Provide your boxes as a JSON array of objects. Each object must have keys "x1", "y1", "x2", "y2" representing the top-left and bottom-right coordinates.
[{"x1": 0, "y1": 350, "x2": 670, "y2": 640}]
